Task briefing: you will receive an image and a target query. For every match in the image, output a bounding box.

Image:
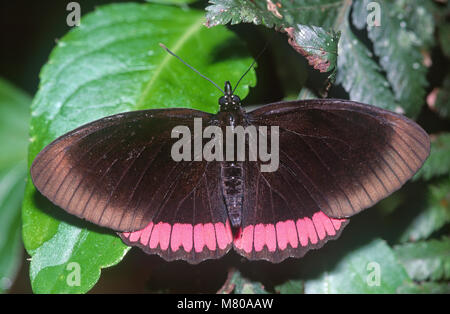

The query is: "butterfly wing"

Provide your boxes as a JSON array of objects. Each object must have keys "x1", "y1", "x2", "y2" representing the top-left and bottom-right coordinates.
[
  {"x1": 31, "y1": 109, "x2": 233, "y2": 263},
  {"x1": 234, "y1": 99, "x2": 430, "y2": 262}
]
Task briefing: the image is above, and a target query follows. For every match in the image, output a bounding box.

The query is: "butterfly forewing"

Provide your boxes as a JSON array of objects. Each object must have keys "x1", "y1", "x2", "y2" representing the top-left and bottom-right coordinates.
[{"x1": 248, "y1": 99, "x2": 429, "y2": 218}]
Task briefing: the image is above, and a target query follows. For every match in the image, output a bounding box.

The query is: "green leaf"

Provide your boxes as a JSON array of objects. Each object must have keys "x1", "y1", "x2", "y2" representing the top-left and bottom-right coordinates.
[
  {"x1": 414, "y1": 133, "x2": 450, "y2": 181},
  {"x1": 0, "y1": 77, "x2": 30, "y2": 293},
  {"x1": 394, "y1": 237, "x2": 450, "y2": 282},
  {"x1": 301, "y1": 239, "x2": 411, "y2": 293},
  {"x1": 206, "y1": 0, "x2": 340, "y2": 73},
  {"x1": 23, "y1": 3, "x2": 255, "y2": 294},
  {"x1": 398, "y1": 176, "x2": 450, "y2": 243},
  {"x1": 206, "y1": 0, "x2": 345, "y2": 29},
  {"x1": 397, "y1": 281, "x2": 450, "y2": 294},
  {"x1": 336, "y1": 7, "x2": 398, "y2": 112},
  {"x1": 352, "y1": 0, "x2": 432, "y2": 117},
  {"x1": 284, "y1": 25, "x2": 339, "y2": 73},
  {"x1": 29, "y1": 224, "x2": 129, "y2": 293}
]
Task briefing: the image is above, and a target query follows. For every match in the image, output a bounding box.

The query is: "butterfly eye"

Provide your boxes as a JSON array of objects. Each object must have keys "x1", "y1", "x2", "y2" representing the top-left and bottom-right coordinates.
[
  {"x1": 232, "y1": 95, "x2": 240, "y2": 104},
  {"x1": 219, "y1": 96, "x2": 227, "y2": 106}
]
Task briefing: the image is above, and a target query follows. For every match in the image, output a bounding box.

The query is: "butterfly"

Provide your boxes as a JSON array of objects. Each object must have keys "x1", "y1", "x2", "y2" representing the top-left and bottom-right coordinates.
[{"x1": 31, "y1": 46, "x2": 430, "y2": 264}]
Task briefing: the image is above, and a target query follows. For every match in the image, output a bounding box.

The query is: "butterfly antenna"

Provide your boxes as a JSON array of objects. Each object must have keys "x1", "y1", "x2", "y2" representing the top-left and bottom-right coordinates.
[
  {"x1": 159, "y1": 43, "x2": 225, "y2": 94},
  {"x1": 232, "y1": 42, "x2": 269, "y2": 94}
]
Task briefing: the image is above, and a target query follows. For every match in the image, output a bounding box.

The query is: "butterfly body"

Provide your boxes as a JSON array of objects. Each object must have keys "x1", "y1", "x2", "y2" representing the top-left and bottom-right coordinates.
[
  {"x1": 31, "y1": 82, "x2": 430, "y2": 264},
  {"x1": 216, "y1": 81, "x2": 249, "y2": 228}
]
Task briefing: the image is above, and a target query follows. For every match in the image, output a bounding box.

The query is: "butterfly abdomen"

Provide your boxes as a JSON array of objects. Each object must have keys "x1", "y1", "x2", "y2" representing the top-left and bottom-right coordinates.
[{"x1": 220, "y1": 161, "x2": 244, "y2": 228}]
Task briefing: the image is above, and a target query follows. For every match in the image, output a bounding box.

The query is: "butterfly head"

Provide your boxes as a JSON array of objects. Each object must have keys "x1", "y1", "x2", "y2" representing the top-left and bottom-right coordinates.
[{"x1": 219, "y1": 81, "x2": 241, "y2": 111}]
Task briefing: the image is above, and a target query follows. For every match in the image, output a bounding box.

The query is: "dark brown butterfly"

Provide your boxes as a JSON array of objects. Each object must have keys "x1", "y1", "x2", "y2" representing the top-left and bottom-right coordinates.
[{"x1": 31, "y1": 48, "x2": 430, "y2": 264}]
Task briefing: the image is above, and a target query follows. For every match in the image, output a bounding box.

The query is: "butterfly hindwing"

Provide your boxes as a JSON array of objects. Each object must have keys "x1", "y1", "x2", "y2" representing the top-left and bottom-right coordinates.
[
  {"x1": 119, "y1": 160, "x2": 234, "y2": 263},
  {"x1": 235, "y1": 160, "x2": 349, "y2": 262}
]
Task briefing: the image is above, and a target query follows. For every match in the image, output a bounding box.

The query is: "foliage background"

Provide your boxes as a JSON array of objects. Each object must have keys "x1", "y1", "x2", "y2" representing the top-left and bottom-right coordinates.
[{"x1": 0, "y1": 0, "x2": 449, "y2": 293}]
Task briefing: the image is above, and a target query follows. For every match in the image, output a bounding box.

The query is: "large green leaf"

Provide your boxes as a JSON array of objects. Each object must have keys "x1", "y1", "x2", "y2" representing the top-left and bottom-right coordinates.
[
  {"x1": 23, "y1": 3, "x2": 255, "y2": 293},
  {"x1": 394, "y1": 237, "x2": 450, "y2": 282},
  {"x1": 0, "y1": 77, "x2": 30, "y2": 293}
]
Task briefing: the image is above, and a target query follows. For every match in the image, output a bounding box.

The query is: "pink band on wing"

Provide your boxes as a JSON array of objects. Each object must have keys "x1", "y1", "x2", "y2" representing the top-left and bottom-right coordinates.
[
  {"x1": 122, "y1": 213, "x2": 346, "y2": 256},
  {"x1": 204, "y1": 223, "x2": 217, "y2": 251},
  {"x1": 285, "y1": 220, "x2": 299, "y2": 249},
  {"x1": 254, "y1": 224, "x2": 265, "y2": 252},
  {"x1": 304, "y1": 217, "x2": 319, "y2": 244},
  {"x1": 171, "y1": 224, "x2": 182, "y2": 252},
  {"x1": 215, "y1": 222, "x2": 231, "y2": 250},
  {"x1": 276, "y1": 221, "x2": 288, "y2": 250},
  {"x1": 296, "y1": 219, "x2": 309, "y2": 246},
  {"x1": 129, "y1": 229, "x2": 142, "y2": 242},
  {"x1": 233, "y1": 212, "x2": 348, "y2": 254},
  {"x1": 242, "y1": 225, "x2": 254, "y2": 253},
  {"x1": 149, "y1": 222, "x2": 161, "y2": 249},
  {"x1": 265, "y1": 224, "x2": 277, "y2": 252},
  {"x1": 194, "y1": 224, "x2": 205, "y2": 253},
  {"x1": 159, "y1": 223, "x2": 171, "y2": 250},
  {"x1": 312, "y1": 213, "x2": 326, "y2": 240},
  {"x1": 181, "y1": 224, "x2": 193, "y2": 252},
  {"x1": 295, "y1": 212, "x2": 346, "y2": 247},
  {"x1": 139, "y1": 222, "x2": 153, "y2": 246},
  {"x1": 123, "y1": 221, "x2": 232, "y2": 254},
  {"x1": 319, "y1": 213, "x2": 337, "y2": 236}
]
